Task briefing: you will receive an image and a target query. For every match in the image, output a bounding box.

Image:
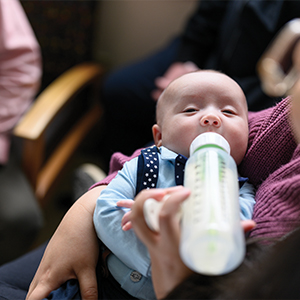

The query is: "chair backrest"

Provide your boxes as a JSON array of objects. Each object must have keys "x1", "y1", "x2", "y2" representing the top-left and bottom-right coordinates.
[{"x1": 21, "y1": 1, "x2": 97, "y2": 91}]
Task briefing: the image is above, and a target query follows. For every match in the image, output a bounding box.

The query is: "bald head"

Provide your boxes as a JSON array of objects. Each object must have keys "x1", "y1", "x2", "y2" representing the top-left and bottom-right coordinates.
[
  {"x1": 156, "y1": 70, "x2": 248, "y2": 126},
  {"x1": 152, "y1": 70, "x2": 249, "y2": 164}
]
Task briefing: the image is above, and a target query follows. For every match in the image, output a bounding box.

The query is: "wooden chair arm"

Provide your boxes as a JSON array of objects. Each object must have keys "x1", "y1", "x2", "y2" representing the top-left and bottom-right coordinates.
[
  {"x1": 14, "y1": 62, "x2": 105, "y2": 205},
  {"x1": 14, "y1": 63, "x2": 104, "y2": 139}
]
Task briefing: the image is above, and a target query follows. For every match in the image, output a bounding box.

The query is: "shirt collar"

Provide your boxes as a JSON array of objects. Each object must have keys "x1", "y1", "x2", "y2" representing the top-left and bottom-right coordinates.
[{"x1": 159, "y1": 146, "x2": 181, "y2": 162}]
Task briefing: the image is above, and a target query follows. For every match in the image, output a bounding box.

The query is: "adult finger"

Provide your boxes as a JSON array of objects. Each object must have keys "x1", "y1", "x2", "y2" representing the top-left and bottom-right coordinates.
[
  {"x1": 151, "y1": 89, "x2": 162, "y2": 102},
  {"x1": 26, "y1": 275, "x2": 67, "y2": 300},
  {"x1": 159, "y1": 187, "x2": 190, "y2": 239},
  {"x1": 77, "y1": 267, "x2": 98, "y2": 300},
  {"x1": 154, "y1": 76, "x2": 171, "y2": 90},
  {"x1": 130, "y1": 187, "x2": 185, "y2": 241}
]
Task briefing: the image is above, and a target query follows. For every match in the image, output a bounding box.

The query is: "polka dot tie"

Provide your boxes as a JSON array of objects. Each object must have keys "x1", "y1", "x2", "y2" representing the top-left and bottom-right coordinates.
[{"x1": 175, "y1": 154, "x2": 187, "y2": 185}]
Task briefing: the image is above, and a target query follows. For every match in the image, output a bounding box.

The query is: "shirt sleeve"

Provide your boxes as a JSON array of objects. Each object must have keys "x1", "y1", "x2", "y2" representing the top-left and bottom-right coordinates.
[
  {"x1": 0, "y1": 0, "x2": 42, "y2": 164},
  {"x1": 239, "y1": 181, "x2": 256, "y2": 220},
  {"x1": 93, "y1": 157, "x2": 152, "y2": 278}
]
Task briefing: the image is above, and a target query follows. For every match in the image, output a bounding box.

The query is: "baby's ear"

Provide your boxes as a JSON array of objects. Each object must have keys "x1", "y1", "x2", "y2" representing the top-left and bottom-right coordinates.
[{"x1": 152, "y1": 124, "x2": 162, "y2": 147}]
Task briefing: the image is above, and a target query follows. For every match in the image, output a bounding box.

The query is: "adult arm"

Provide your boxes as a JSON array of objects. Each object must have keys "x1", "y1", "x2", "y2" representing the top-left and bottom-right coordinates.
[
  {"x1": 0, "y1": 0, "x2": 41, "y2": 164},
  {"x1": 238, "y1": 96, "x2": 300, "y2": 240},
  {"x1": 27, "y1": 151, "x2": 142, "y2": 299},
  {"x1": 26, "y1": 185, "x2": 106, "y2": 300}
]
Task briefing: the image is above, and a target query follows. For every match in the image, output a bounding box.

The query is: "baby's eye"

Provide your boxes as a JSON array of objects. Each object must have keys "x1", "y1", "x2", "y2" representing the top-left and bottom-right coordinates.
[
  {"x1": 222, "y1": 109, "x2": 236, "y2": 115},
  {"x1": 183, "y1": 107, "x2": 198, "y2": 113}
]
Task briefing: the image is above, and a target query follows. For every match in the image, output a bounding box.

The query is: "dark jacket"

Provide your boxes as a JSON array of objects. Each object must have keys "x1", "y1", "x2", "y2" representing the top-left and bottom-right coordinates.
[{"x1": 177, "y1": 0, "x2": 300, "y2": 110}]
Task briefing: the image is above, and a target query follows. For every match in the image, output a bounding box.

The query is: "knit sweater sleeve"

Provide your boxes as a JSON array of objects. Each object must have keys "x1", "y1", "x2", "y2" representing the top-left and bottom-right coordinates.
[
  {"x1": 90, "y1": 149, "x2": 142, "y2": 189},
  {"x1": 238, "y1": 96, "x2": 300, "y2": 239},
  {"x1": 238, "y1": 97, "x2": 297, "y2": 188},
  {"x1": 250, "y1": 145, "x2": 300, "y2": 239}
]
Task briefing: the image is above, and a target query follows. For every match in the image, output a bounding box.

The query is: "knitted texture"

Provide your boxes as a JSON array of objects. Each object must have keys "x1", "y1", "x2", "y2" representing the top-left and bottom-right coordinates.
[
  {"x1": 249, "y1": 145, "x2": 300, "y2": 239},
  {"x1": 239, "y1": 97, "x2": 300, "y2": 239},
  {"x1": 239, "y1": 97, "x2": 297, "y2": 187},
  {"x1": 90, "y1": 149, "x2": 141, "y2": 189}
]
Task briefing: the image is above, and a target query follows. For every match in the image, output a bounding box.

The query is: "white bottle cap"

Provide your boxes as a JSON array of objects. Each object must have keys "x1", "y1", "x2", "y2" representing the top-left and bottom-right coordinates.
[{"x1": 189, "y1": 132, "x2": 230, "y2": 156}]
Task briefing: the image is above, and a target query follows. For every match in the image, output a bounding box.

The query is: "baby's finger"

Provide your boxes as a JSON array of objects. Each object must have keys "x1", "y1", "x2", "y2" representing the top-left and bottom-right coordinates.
[
  {"x1": 241, "y1": 220, "x2": 256, "y2": 233},
  {"x1": 117, "y1": 199, "x2": 134, "y2": 209}
]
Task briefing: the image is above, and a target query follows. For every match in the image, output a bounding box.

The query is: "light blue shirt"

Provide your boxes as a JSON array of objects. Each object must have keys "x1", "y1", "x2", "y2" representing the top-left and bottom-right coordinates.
[{"x1": 93, "y1": 146, "x2": 256, "y2": 300}]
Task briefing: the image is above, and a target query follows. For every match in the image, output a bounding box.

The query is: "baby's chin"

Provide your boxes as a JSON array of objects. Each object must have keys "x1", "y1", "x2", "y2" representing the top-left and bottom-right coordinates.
[
  {"x1": 231, "y1": 151, "x2": 247, "y2": 166},
  {"x1": 172, "y1": 147, "x2": 189, "y2": 158}
]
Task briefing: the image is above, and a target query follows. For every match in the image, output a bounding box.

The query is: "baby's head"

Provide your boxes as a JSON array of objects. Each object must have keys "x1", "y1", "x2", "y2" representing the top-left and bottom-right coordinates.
[{"x1": 153, "y1": 70, "x2": 248, "y2": 165}]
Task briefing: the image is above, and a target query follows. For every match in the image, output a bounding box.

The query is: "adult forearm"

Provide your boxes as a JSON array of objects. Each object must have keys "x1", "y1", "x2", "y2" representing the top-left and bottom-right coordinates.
[
  {"x1": 26, "y1": 186, "x2": 106, "y2": 300},
  {"x1": 150, "y1": 251, "x2": 193, "y2": 299}
]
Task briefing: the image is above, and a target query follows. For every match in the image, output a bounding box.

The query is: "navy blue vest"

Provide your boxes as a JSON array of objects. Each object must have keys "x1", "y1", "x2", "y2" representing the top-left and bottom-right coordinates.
[{"x1": 136, "y1": 146, "x2": 247, "y2": 195}]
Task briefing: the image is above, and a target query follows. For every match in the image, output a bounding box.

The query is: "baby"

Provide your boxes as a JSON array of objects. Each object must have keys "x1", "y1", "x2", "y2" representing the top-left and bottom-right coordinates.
[{"x1": 93, "y1": 70, "x2": 255, "y2": 300}]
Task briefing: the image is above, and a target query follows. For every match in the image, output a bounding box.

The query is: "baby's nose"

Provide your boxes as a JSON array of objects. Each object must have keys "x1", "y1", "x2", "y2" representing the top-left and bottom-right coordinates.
[{"x1": 200, "y1": 114, "x2": 221, "y2": 127}]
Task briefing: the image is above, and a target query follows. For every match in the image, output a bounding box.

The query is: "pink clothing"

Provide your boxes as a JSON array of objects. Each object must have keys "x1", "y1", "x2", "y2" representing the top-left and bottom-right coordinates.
[
  {"x1": 239, "y1": 98, "x2": 300, "y2": 239},
  {"x1": 93, "y1": 97, "x2": 300, "y2": 240},
  {"x1": 0, "y1": 0, "x2": 41, "y2": 164}
]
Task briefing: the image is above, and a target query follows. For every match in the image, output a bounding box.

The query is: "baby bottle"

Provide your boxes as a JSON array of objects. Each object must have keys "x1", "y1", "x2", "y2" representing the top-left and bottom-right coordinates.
[{"x1": 180, "y1": 132, "x2": 245, "y2": 275}]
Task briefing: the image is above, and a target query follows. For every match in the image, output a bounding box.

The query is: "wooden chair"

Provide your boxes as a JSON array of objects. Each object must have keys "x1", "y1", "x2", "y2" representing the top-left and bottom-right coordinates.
[{"x1": 13, "y1": 62, "x2": 105, "y2": 207}]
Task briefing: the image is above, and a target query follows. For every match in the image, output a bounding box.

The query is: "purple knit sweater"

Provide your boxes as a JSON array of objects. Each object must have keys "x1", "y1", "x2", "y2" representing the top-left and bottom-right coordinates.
[{"x1": 94, "y1": 97, "x2": 299, "y2": 240}]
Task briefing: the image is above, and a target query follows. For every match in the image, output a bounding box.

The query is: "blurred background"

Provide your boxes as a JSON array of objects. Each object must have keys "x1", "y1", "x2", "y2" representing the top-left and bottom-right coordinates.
[
  {"x1": 20, "y1": 0, "x2": 198, "y2": 247},
  {"x1": 22, "y1": 0, "x2": 197, "y2": 89}
]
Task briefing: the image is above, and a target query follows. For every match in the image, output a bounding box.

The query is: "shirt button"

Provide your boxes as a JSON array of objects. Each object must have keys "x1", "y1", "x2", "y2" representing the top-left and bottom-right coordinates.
[{"x1": 130, "y1": 271, "x2": 142, "y2": 282}]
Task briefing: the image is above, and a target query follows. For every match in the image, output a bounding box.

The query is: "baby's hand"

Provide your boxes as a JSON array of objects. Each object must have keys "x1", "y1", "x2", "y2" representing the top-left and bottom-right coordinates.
[
  {"x1": 117, "y1": 200, "x2": 134, "y2": 231},
  {"x1": 117, "y1": 199, "x2": 134, "y2": 209}
]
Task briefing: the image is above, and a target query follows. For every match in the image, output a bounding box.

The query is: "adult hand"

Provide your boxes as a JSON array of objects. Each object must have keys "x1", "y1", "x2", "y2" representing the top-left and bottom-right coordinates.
[
  {"x1": 129, "y1": 186, "x2": 256, "y2": 299},
  {"x1": 26, "y1": 186, "x2": 106, "y2": 300},
  {"x1": 151, "y1": 61, "x2": 199, "y2": 101},
  {"x1": 129, "y1": 186, "x2": 192, "y2": 299}
]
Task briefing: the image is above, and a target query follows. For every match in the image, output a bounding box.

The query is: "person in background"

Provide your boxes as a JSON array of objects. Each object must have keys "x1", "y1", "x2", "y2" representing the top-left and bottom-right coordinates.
[
  {"x1": 0, "y1": 0, "x2": 43, "y2": 264},
  {"x1": 99, "y1": 0, "x2": 300, "y2": 167}
]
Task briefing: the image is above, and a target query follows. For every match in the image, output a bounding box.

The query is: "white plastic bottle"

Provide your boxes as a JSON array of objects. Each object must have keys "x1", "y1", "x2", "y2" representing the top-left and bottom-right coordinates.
[{"x1": 180, "y1": 132, "x2": 245, "y2": 275}]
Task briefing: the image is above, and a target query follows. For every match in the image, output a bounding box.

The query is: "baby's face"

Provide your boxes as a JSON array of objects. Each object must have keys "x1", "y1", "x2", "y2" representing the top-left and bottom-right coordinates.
[{"x1": 153, "y1": 71, "x2": 249, "y2": 164}]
